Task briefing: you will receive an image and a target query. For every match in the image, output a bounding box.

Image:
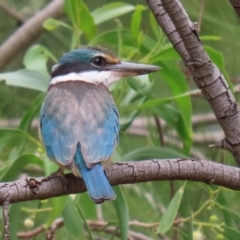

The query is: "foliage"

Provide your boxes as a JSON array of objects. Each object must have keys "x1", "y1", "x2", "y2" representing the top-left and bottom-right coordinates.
[{"x1": 0, "y1": 0, "x2": 239, "y2": 239}]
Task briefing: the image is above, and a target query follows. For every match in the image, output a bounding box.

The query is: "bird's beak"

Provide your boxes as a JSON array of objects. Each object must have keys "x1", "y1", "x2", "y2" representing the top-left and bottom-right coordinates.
[{"x1": 106, "y1": 61, "x2": 160, "y2": 77}]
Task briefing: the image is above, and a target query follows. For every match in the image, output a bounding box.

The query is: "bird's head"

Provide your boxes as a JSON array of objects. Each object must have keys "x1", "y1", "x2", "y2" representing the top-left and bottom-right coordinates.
[{"x1": 50, "y1": 46, "x2": 160, "y2": 87}]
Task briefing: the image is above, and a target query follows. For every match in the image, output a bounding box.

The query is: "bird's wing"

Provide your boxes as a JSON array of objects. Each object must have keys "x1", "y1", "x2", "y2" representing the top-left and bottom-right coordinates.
[
  {"x1": 40, "y1": 82, "x2": 119, "y2": 168},
  {"x1": 80, "y1": 101, "x2": 119, "y2": 166}
]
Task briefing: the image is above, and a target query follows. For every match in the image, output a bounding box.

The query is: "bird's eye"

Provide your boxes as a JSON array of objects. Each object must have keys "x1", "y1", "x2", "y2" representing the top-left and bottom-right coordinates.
[{"x1": 92, "y1": 56, "x2": 105, "y2": 67}]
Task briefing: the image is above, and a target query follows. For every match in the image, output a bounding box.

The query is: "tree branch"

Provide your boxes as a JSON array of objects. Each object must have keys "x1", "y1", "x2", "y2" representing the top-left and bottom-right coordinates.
[
  {"x1": 0, "y1": 1, "x2": 26, "y2": 23},
  {"x1": 0, "y1": 0, "x2": 64, "y2": 70},
  {"x1": 18, "y1": 218, "x2": 152, "y2": 240},
  {"x1": 0, "y1": 159, "x2": 239, "y2": 206},
  {"x1": 147, "y1": 0, "x2": 240, "y2": 165}
]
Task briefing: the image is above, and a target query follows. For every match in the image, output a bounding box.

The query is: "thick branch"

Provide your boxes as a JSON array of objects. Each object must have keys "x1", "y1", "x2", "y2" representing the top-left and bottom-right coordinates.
[
  {"x1": 0, "y1": 159, "x2": 239, "y2": 205},
  {"x1": 0, "y1": 0, "x2": 64, "y2": 70},
  {"x1": 147, "y1": 0, "x2": 240, "y2": 164}
]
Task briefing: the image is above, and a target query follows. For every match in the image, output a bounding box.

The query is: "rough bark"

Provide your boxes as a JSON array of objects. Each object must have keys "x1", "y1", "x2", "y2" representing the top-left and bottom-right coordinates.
[
  {"x1": 147, "y1": 0, "x2": 240, "y2": 165},
  {"x1": 0, "y1": 159, "x2": 239, "y2": 205}
]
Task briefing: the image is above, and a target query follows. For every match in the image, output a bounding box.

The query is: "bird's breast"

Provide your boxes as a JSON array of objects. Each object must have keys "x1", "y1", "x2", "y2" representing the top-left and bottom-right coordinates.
[{"x1": 44, "y1": 81, "x2": 115, "y2": 132}]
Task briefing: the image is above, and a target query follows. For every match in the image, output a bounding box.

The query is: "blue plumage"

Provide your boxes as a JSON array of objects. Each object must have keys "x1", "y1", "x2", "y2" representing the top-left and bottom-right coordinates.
[
  {"x1": 74, "y1": 143, "x2": 116, "y2": 203},
  {"x1": 40, "y1": 81, "x2": 118, "y2": 202}
]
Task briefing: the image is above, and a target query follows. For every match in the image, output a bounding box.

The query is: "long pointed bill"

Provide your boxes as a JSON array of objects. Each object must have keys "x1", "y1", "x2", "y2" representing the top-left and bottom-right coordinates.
[{"x1": 105, "y1": 61, "x2": 160, "y2": 77}]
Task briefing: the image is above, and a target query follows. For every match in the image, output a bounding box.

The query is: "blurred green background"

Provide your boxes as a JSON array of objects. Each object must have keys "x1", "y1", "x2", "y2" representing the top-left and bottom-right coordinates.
[{"x1": 0, "y1": 0, "x2": 240, "y2": 239}]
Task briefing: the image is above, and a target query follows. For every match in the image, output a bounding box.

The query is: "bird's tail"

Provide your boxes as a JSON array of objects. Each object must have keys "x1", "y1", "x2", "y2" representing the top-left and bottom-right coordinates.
[{"x1": 74, "y1": 145, "x2": 116, "y2": 203}]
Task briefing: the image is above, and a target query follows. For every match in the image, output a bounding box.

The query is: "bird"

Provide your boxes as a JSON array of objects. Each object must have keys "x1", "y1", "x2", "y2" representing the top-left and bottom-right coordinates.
[{"x1": 40, "y1": 46, "x2": 160, "y2": 203}]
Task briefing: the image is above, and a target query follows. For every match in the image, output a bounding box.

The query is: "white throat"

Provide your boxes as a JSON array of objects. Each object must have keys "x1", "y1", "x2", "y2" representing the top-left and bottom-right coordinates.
[{"x1": 50, "y1": 71, "x2": 121, "y2": 87}]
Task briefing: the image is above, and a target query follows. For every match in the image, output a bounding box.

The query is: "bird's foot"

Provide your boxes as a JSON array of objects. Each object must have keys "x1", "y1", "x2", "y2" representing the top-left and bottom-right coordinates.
[{"x1": 42, "y1": 168, "x2": 66, "y2": 182}]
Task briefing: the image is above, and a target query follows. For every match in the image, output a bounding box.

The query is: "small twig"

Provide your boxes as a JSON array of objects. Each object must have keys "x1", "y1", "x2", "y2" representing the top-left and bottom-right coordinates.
[
  {"x1": 17, "y1": 225, "x2": 44, "y2": 238},
  {"x1": 96, "y1": 204, "x2": 103, "y2": 221},
  {"x1": 2, "y1": 201, "x2": 10, "y2": 240},
  {"x1": 17, "y1": 218, "x2": 63, "y2": 239},
  {"x1": 153, "y1": 114, "x2": 176, "y2": 237},
  {"x1": 18, "y1": 218, "x2": 152, "y2": 240},
  {"x1": 0, "y1": 1, "x2": 26, "y2": 23},
  {"x1": 45, "y1": 218, "x2": 64, "y2": 240},
  {"x1": 87, "y1": 220, "x2": 152, "y2": 240},
  {"x1": 196, "y1": 0, "x2": 205, "y2": 33},
  {"x1": 154, "y1": 114, "x2": 164, "y2": 147},
  {"x1": 0, "y1": 0, "x2": 64, "y2": 70}
]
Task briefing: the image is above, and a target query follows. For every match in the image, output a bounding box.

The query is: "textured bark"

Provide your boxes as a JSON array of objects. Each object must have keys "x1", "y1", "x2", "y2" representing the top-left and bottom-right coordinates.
[
  {"x1": 0, "y1": 0, "x2": 64, "y2": 70},
  {"x1": 147, "y1": 0, "x2": 240, "y2": 164},
  {"x1": 0, "y1": 159, "x2": 239, "y2": 205}
]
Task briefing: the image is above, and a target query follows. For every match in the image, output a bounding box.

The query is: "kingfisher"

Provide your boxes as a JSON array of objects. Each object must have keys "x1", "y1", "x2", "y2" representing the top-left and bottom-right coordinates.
[{"x1": 40, "y1": 46, "x2": 159, "y2": 203}]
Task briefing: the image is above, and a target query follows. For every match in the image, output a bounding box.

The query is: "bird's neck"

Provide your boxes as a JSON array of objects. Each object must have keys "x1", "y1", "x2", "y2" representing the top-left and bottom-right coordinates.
[{"x1": 49, "y1": 71, "x2": 120, "y2": 88}]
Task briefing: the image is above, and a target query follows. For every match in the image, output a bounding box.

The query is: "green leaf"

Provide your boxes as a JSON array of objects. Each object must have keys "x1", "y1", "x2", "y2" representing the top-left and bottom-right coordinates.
[
  {"x1": 45, "y1": 196, "x2": 68, "y2": 228},
  {"x1": 217, "y1": 202, "x2": 240, "y2": 225},
  {"x1": 153, "y1": 104, "x2": 192, "y2": 154},
  {"x1": 23, "y1": 44, "x2": 56, "y2": 74},
  {"x1": 224, "y1": 226, "x2": 240, "y2": 239},
  {"x1": 76, "y1": 204, "x2": 94, "y2": 240},
  {"x1": 89, "y1": 29, "x2": 156, "y2": 52},
  {"x1": 188, "y1": 212, "x2": 194, "y2": 240},
  {"x1": 92, "y1": 2, "x2": 135, "y2": 25},
  {"x1": 0, "y1": 164, "x2": 10, "y2": 180},
  {"x1": 158, "y1": 62, "x2": 193, "y2": 153},
  {"x1": 1, "y1": 154, "x2": 44, "y2": 181},
  {"x1": 127, "y1": 75, "x2": 154, "y2": 97},
  {"x1": 131, "y1": 5, "x2": 146, "y2": 42},
  {"x1": 122, "y1": 147, "x2": 186, "y2": 161},
  {"x1": 149, "y1": 44, "x2": 181, "y2": 62},
  {"x1": 149, "y1": 12, "x2": 161, "y2": 41},
  {"x1": 0, "y1": 129, "x2": 41, "y2": 156},
  {"x1": 116, "y1": 75, "x2": 153, "y2": 131},
  {"x1": 205, "y1": 45, "x2": 234, "y2": 93},
  {"x1": 43, "y1": 18, "x2": 72, "y2": 31},
  {"x1": 137, "y1": 89, "x2": 199, "y2": 109},
  {"x1": 112, "y1": 186, "x2": 129, "y2": 240},
  {"x1": 43, "y1": 154, "x2": 58, "y2": 176},
  {"x1": 200, "y1": 35, "x2": 221, "y2": 41},
  {"x1": 63, "y1": 196, "x2": 84, "y2": 239},
  {"x1": 77, "y1": 193, "x2": 97, "y2": 219},
  {"x1": 157, "y1": 181, "x2": 186, "y2": 234},
  {"x1": 0, "y1": 69, "x2": 49, "y2": 92},
  {"x1": 64, "y1": 0, "x2": 96, "y2": 41},
  {"x1": 9, "y1": 203, "x2": 22, "y2": 240},
  {"x1": 217, "y1": 192, "x2": 232, "y2": 227},
  {"x1": 19, "y1": 93, "x2": 45, "y2": 132}
]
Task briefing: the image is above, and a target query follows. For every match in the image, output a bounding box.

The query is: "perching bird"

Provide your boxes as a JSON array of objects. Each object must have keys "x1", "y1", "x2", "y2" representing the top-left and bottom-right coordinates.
[{"x1": 40, "y1": 46, "x2": 159, "y2": 203}]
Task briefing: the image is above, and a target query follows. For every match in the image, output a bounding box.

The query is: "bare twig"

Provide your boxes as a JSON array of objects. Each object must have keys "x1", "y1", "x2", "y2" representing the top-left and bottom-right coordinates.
[
  {"x1": 88, "y1": 220, "x2": 152, "y2": 240},
  {"x1": 18, "y1": 218, "x2": 152, "y2": 240},
  {"x1": 154, "y1": 114, "x2": 165, "y2": 147},
  {"x1": 17, "y1": 225, "x2": 44, "y2": 239},
  {"x1": 1, "y1": 188, "x2": 12, "y2": 240},
  {"x1": 2, "y1": 201, "x2": 10, "y2": 240},
  {"x1": 0, "y1": 0, "x2": 64, "y2": 70},
  {"x1": 196, "y1": 0, "x2": 205, "y2": 33},
  {"x1": 45, "y1": 218, "x2": 64, "y2": 240},
  {"x1": 0, "y1": 1, "x2": 25, "y2": 23}
]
